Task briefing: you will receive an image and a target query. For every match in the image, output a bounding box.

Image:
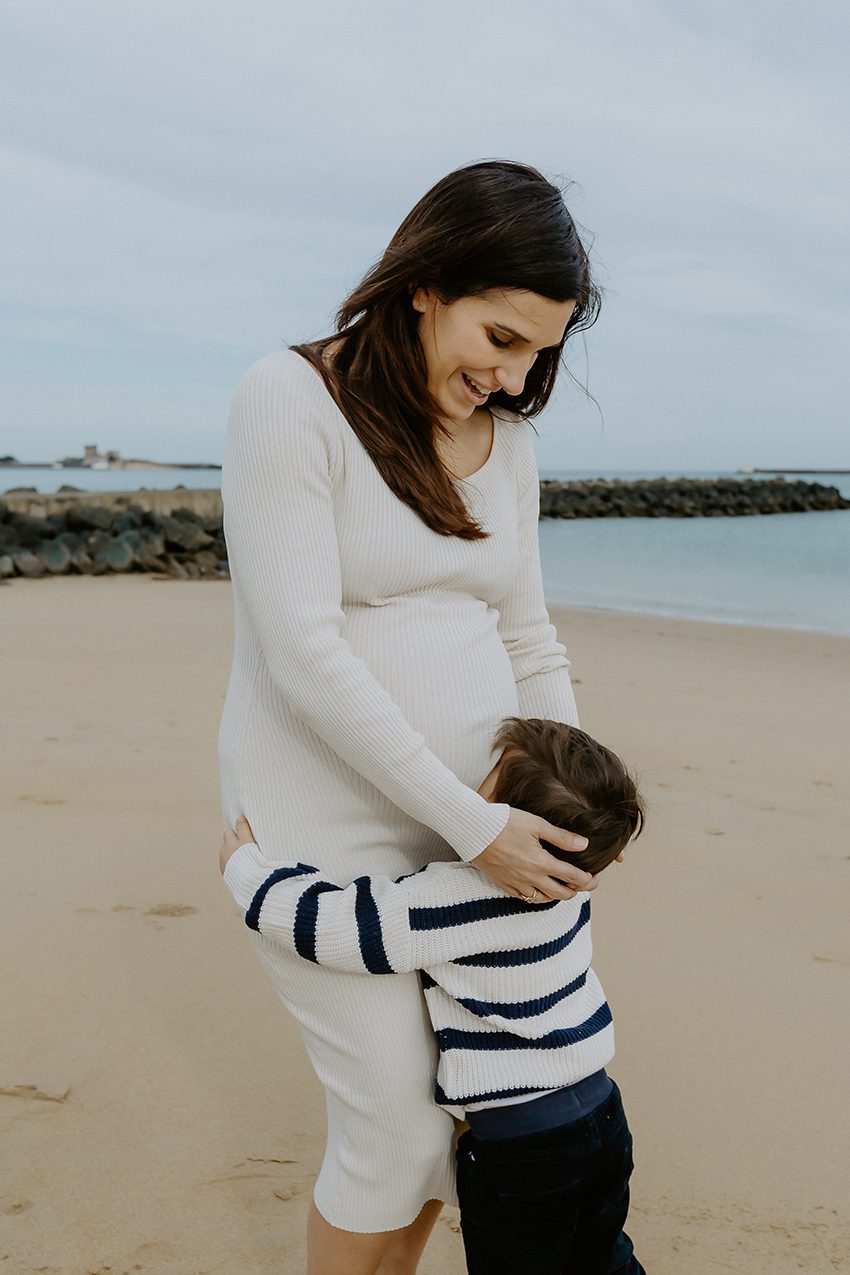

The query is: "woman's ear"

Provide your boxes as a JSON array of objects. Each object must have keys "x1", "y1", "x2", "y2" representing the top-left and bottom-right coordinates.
[{"x1": 411, "y1": 286, "x2": 430, "y2": 314}]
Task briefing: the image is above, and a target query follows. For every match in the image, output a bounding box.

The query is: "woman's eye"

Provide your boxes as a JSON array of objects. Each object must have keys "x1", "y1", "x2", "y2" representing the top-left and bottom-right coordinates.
[{"x1": 488, "y1": 333, "x2": 511, "y2": 349}]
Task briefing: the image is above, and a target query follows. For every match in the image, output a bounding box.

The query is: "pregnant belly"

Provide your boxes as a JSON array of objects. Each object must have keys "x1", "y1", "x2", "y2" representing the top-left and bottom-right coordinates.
[{"x1": 343, "y1": 593, "x2": 519, "y2": 788}]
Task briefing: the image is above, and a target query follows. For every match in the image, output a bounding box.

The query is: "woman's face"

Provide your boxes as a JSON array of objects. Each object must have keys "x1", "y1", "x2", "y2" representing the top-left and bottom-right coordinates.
[{"x1": 412, "y1": 287, "x2": 577, "y2": 424}]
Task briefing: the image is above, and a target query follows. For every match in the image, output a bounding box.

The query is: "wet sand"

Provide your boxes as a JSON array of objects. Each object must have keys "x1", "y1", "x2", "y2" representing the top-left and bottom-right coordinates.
[{"x1": 1, "y1": 576, "x2": 847, "y2": 1273}]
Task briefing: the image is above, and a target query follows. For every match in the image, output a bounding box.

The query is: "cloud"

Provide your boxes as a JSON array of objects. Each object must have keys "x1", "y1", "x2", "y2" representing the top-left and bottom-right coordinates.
[{"x1": 0, "y1": 0, "x2": 847, "y2": 466}]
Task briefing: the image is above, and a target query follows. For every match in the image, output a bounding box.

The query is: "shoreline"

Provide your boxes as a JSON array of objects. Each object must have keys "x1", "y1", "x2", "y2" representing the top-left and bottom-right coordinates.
[
  {"x1": 2, "y1": 577, "x2": 848, "y2": 1274},
  {"x1": 5, "y1": 487, "x2": 848, "y2": 635},
  {"x1": 548, "y1": 596, "x2": 850, "y2": 640},
  {"x1": 6, "y1": 570, "x2": 850, "y2": 643}
]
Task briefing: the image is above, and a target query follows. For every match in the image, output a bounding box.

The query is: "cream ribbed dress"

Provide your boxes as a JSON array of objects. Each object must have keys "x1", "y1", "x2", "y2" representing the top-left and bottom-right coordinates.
[{"x1": 218, "y1": 349, "x2": 578, "y2": 1232}]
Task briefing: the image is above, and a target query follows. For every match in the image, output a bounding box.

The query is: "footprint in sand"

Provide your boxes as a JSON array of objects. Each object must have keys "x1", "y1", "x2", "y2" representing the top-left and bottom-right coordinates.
[
  {"x1": 1, "y1": 1198, "x2": 33, "y2": 1215},
  {"x1": 812, "y1": 953, "x2": 850, "y2": 967},
  {"x1": 17, "y1": 795, "x2": 66, "y2": 805},
  {"x1": 144, "y1": 904, "x2": 197, "y2": 918},
  {"x1": 0, "y1": 1083, "x2": 69, "y2": 1103},
  {"x1": 74, "y1": 905, "x2": 137, "y2": 918},
  {"x1": 74, "y1": 905, "x2": 197, "y2": 924},
  {"x1": 200, "y1": 1157, "x2": 305, "y2": 1213},
  {"x1": 705, "y1": 828, "x2": 725, "y2": 837},
  {"x1": 131, "y1": 1240, "x2": 181, "y2": 1262}
]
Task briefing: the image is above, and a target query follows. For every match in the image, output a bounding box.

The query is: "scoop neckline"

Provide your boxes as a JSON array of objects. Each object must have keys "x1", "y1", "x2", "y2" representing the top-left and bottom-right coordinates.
[
  {"x1": 290, "y1": 347, "x2": 501, "y2": 483},
  {"x1": 451, "y1": 410, "x2": 497, "y2": 485}
]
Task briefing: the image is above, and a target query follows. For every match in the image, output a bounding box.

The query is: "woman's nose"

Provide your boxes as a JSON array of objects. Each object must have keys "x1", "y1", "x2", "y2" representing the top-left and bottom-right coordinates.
[{"x1": 495, "y1": 358, "x2": 532, "y2": 397}]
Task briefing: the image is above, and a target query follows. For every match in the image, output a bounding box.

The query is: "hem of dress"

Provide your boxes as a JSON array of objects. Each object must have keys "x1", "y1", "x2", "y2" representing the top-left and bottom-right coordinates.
[{"x1": 312, "y1": 1191, "x2": 450, "y2": 1235}]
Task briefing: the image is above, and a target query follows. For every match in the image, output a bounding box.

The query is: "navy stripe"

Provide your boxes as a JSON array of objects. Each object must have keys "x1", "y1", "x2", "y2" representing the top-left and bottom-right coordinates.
[
  {"x1": 245, "y1": 864, "x2": 318, "y2": 932},
  {"x1": 455, "y1": 970, "x2": 589, "y2": 1021},
  {"x1": 354, "y1": 877, "x2": 394, "y2": 974},
  {"x1": 452, "y1": 900, "x2": 590, "y2": 968},
  {"x1": 293, "y1": 880, "x2": 342, "y2": 962},
  {"x1": 436, "y1": 1001, "x2": 612, "y2": 1052},
  {"x1": 420, "y1": 971, "x2": 437, "y2": 990},
  {"x1": 394, "y1": 865, "x2": 430, "y2": 884},
  {"x1": 409, "y1": 895, "x2": 557, "y2": 931}
]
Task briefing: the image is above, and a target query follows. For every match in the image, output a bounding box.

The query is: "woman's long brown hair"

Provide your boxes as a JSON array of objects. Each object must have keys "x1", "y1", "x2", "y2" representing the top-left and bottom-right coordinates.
[{"x1": 292, "y1": 160, "x2": 600, "y2": 539}]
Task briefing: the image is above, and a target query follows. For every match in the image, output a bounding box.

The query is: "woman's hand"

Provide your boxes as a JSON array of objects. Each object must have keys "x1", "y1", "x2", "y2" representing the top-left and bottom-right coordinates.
[
  {"x1": 471, "y1": 808, "x2": 598, "y2": 902},
  {"x1": 219, "y1": 815, "x2": 255, "y2": 876}
]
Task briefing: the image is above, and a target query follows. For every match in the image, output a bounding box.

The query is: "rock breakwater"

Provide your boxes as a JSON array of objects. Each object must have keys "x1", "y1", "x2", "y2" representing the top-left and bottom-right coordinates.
[
  {"x1": 1, "y1": 478, "x2": 848, "y2": 581},
  {"x1": 0, "y1": 495, "x2": 227, "y2": 581},
  {"x1": 539, "y1": 476, "x2": 850, "y2": 518}
]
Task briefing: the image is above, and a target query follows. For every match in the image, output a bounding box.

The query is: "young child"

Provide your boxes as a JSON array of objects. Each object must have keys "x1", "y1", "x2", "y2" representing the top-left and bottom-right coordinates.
[{"x1": 221, "y1": 718, "x2": 646, "y2": 1275}]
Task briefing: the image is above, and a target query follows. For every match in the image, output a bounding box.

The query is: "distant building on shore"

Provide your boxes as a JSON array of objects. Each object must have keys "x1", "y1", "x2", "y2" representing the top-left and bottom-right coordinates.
[
  {"x1": 0, "y1": 444, "x2": 220, "y2": 470},
  {"x1": 51, "y1": 444, "x2": 123, "y2": 470}
]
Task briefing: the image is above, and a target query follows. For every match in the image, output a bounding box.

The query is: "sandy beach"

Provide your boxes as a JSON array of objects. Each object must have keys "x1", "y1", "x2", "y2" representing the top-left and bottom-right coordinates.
[{"x1": 2, "y1": 575, "x2": 848, "y2": 1275}]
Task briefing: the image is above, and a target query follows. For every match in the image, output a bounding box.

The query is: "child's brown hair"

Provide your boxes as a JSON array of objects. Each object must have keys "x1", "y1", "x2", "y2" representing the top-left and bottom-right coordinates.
[{"x1": 491, "y1": 718, "x2": 645, "y2": 875}]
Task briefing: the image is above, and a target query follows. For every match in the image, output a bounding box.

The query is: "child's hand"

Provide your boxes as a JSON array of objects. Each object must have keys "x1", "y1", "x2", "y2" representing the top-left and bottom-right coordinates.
[{"x1": 219, "y1": 815, "x2": 256, "y2": 876}]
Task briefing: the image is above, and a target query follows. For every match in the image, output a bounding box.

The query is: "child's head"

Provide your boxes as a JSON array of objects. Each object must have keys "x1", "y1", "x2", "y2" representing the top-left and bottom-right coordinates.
[{"x1": 490, "y1": 718, "x2": 645, "y2": 875}]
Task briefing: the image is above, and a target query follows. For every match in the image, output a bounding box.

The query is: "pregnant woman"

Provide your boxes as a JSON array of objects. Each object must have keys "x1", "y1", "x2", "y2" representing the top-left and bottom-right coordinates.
[{"x1": 218, "y1": 159, "x2": 601, "y2": 1274}]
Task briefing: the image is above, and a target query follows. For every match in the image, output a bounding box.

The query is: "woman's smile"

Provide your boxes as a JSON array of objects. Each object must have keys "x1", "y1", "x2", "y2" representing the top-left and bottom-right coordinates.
[{"x1": 460, "y1": 371, "x2": 493, "y2": 405}]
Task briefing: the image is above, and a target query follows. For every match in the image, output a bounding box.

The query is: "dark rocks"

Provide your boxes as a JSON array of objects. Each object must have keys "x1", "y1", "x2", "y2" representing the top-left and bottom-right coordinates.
[
  {"x1": 109, "y1": 508, "x2": 145, "y2": 534},
  {"x1": 160, "y1": 515, "x2": 214, "y2": 552},
  {"x1": 4, "y1": 476, "x2": 845, "y2": 583},
  {"x1": 0, "y1": 494, "x2": 230, "y2": 581},
  {"x1": 132, "y1": 527, "x2": 168, "y2": 569},
  {"x1": 170, "y1": 506, "x2": 207, "y2": 526},
  {"x1": 11, "y1": 550, "x2": 45, "y2": 578},
  {"x1": 539, "y1": 477, "x2": 850, "y2": 519},
  {"x1": 5, "y1": 512, "x2": 47, "y2": 547},
  {"x1": 0, "y1": 524, "x2": 18, "y2": 553},
  {"x1": 34, "y1": 539, "x2": 73, "y2": 574},
  {"x1": 44, "y1": 512, "x2": 69, "y2": 536},
  {"x1": 66, "y1": 504, "x2": 113, "y2": 532},
  {"x1": 94, "y1": 534, "x2": 136, "y2": 574}
]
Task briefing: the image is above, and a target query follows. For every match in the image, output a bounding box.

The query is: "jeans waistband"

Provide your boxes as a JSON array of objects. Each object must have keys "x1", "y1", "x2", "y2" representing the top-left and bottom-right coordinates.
[{"x1": 465, "y1": 1070, "x2": 613, "y2": 1141}]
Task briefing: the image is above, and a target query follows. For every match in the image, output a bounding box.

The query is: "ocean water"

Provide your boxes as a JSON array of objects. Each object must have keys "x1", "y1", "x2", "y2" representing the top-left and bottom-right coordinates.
[
  {"x1": 4, "y1": 466, "x2": 849, "y2": 637},
  {"x1": 1, "y1": 467, "x2": 221, "y2": 495},
  {"x1": 536, "y1": 471, "x2": 850, "y2": 637}
]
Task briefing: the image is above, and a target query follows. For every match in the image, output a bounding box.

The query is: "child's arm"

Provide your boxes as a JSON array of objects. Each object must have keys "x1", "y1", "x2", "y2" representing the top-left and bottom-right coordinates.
[{"x1": 223, "y1": 840, "x2": 552, "y2": 975}]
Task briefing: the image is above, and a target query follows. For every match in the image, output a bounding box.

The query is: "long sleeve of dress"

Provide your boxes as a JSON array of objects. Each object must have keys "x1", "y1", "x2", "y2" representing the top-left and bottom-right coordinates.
[
  {"x1": 222, "y1": 841, "x2": 550, "y2": 974},
  {"x1": 495, "y1": 429, "x2": 580, "y2": 727},
  {"x1": 223, "y1": 355, "x2": 510, "y2": 863}
]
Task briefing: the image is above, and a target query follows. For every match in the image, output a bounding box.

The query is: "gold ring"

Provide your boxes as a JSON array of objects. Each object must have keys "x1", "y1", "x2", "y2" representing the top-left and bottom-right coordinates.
[{"x1": 521, "y1": 889, "x2": 539, "y2": 904}]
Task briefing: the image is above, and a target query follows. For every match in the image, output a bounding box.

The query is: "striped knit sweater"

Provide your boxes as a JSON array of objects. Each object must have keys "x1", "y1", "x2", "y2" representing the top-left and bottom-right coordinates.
[{"x1": 224, "y1": 844, "x2": 614, "y2": 1109}]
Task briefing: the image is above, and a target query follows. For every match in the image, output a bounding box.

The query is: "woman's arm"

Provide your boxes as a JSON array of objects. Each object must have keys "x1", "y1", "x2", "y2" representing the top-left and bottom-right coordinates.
[
  {"x1": 495, "y1": 423, "x2": 580, "y2": 726},
  {"x1": 222, "y1": 836, "x2": 550, "y2": 974},
  {"x1": 224, "y1": 352, "x2": 509, "y2": 863}
]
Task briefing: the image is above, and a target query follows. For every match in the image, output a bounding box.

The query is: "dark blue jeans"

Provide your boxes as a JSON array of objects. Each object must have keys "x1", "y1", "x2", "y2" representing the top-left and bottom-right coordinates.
[{"x1": 455, "y1": 1083, "x2": 644, "y2": 1274}]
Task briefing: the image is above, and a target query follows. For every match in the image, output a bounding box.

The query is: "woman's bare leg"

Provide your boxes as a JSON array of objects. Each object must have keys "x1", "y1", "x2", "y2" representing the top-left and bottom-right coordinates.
[
  {"x1": 376, "y1": 1199, "x2": 443, "y2": 1274},
  {"x1": 307, "y1": 1198, "x2": 443, "y2": 1275}
]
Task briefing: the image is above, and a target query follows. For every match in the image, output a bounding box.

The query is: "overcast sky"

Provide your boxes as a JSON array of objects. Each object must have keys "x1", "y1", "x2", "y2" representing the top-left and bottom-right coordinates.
[{"x1": 1, "y1": 0, "x2": 847, "y2": 471}]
